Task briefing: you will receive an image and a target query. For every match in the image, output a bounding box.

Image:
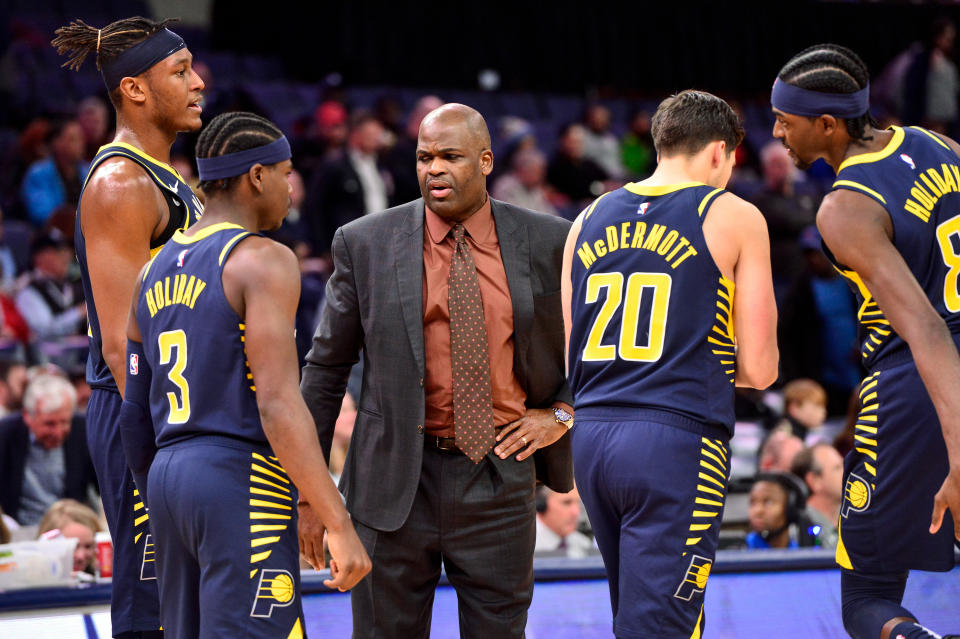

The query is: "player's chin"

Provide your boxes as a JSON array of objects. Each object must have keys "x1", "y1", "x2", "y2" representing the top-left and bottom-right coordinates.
[{"x1": 180, "y1": 112, "x2": 203, "y2": 132}]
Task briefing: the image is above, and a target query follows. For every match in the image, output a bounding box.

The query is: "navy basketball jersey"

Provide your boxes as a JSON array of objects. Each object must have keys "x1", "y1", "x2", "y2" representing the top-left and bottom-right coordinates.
[
  {"x1": 568, "y1": 183, "x2": 737, "y2": 431},
  {"x1": 77, "y1": 143, "x2": 202, "y2": 392},
  {"x1": 135, "y1": 223, "x2": 264, "y2": 447},
  {"x1": 829, "y1": 126, "x2": 960, "y2": 369}
]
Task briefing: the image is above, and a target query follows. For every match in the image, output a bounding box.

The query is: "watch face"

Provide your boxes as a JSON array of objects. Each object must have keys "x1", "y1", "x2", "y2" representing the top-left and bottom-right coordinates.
[{"x1": 554, "y1": 407, "x2": 573, "y2": 422}]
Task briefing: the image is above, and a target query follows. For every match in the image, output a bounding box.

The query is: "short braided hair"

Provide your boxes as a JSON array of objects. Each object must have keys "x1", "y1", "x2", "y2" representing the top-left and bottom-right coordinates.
[
  {"x1": 195, "y1": 111, "x2": 285, "y2": 194},
  {"x1": 52, "y1": 16, "x2": 179, "y2": 106},
  {"x1": 778, "y1": 44, "x2": 879, "y2": 141}
]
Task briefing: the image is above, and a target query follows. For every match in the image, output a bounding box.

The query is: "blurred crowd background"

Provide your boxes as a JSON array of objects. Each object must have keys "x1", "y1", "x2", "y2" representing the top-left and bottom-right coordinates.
[{"x1": 2, "y1": 0, "x2": 959, "y2": 567}]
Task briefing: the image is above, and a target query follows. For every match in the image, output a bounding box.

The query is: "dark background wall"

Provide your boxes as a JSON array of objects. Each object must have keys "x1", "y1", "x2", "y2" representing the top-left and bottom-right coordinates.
[{"x1": 210, "y1": 1, "x2": 960, "y2": 95}]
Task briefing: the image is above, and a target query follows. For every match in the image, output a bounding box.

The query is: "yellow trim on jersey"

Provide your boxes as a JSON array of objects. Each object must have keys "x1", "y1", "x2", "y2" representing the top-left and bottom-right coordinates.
[
  {"x1": 624, "y1": 181, "x2": 704, "y2": 196},
  {"x1": 909, "y1": 125, "x2": 951, "y2": 150},
  {"x1": 172, "y1": 222, "x2": 246, "y2": 245},
  {"x1": 219, "y1": 231, "x2": 252, "y2": 266},
  {"x1": 84, "y1": 142, "x2": 185, "y2": 193},
  {"x1": 832, "y1": 180, "x2": 887, "y2": 205},
  {"x1": 582, "y1": 191, "x2": 612, "y2": 220},
  {"x1": 835, "y1": 519, "x2": 854, "y2": 569},
  {"x1": 837, "y1": 126, "x2": 904, "y2": 172},
  {"x1": 141, "y1": 255, "x2": 159, "y2": 282},
  {"x1": 690, "y1": 606, "x2": 704, "y2": 639},
  {"x1": 697, "y1": 188, "x2": 724, "y2": 217}
]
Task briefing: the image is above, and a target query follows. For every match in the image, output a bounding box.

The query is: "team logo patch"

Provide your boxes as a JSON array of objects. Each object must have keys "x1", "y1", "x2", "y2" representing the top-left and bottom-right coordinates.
[
  {"x1": 900, "y1": 153, "x2": 915, "y2": 170},
  {"x1": 637, "y1": 202, "x2": 650, "y2": 216},
  {"x1": 841, "y1": 472, "x2": 872, "y2": 518},
  {"x1": 674, "y1": 554, "x2": 712, "y2": 601},
  {"x1": 251, "y1": 569, "x2": 296, "y2": 618},
  {"x1": 177, "y1": 249, "x2": 189, "y2": 268},
  {"x1": 140, "y1": 534, "x2": 157, "y2": 581},
  {"x1": 129, "y1": 353, "x2": 139, "y2": 375}
]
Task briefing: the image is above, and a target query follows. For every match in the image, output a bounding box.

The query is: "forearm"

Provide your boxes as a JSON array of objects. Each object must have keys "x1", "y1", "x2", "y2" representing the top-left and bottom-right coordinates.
[
  {"x1": 904, "y1": 320, "x2": 960, "y2": 466},
  {"x1": 260, "y1": 398, "x2": 351, "y2": 532}
]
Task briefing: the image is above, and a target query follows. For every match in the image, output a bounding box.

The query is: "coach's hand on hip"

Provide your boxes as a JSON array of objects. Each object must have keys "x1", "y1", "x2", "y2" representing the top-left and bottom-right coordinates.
[{"x1": 495, "y1": 408, "x2": 567, "y2": 461}]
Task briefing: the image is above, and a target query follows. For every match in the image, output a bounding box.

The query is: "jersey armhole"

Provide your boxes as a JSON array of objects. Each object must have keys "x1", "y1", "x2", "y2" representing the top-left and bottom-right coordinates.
[
  {"x1": 832, "y1": 179, "x2": 888, "y2": 208},
  {"x1": 697, "y1": 188, "x2": 726, "y2": 222}
]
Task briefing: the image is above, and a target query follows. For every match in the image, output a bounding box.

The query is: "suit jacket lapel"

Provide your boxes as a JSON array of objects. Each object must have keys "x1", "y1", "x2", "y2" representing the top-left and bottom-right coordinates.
[
  {"x1": 395, "y1": 201, "x2": 426, "y2": 377},
  {"x1": 492, "y1": 200, "x2": 532, "y2": 387}
]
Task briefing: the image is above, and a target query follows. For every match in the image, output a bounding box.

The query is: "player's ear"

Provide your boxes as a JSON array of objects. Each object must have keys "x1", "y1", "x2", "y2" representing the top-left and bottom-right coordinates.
[
  {"x1": 247, "y1": 164, "x2": 264, "y2": 194},
  {"x1": 818, "y1": 114, "x2": 839, "y2": 136},
  {"x1": 712, "y1": 141, "x2": 727, "y2": 167},
  {"x1": 118, "y1": 77, "x2": 147, "y2": 105}
]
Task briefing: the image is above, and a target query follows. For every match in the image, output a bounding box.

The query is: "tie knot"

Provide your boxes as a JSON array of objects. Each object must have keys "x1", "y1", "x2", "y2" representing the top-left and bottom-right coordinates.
[{"x1": 452, "y1": 223, "x2": 466, "y2": 244}]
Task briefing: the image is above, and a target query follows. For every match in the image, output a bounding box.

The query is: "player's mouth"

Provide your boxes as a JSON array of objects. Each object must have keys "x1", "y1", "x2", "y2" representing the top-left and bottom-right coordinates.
[
  {"x1": 188, "y1": 98, "x2": 203, "y2": 113},
  {"x1": 428, "y1": 180, "x2": 453, "y2": 199}
]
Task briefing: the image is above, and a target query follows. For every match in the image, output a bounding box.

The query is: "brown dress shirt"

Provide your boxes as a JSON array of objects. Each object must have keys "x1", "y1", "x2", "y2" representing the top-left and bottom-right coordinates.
[{"x1": 422, "y1": 197, "x2": 526, "y2": 437}]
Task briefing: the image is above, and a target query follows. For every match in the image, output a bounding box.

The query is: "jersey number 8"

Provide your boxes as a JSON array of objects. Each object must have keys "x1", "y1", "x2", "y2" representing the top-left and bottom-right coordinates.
[
  {"x1": 158, "y1": 329, "x2": 191, "y2": 424},
  {"x1": 582, "y1": 271, "x2": 672, "y2": 362},
  {"x1": 937, "y1": 214, "x2": 960, "y2": 313}
]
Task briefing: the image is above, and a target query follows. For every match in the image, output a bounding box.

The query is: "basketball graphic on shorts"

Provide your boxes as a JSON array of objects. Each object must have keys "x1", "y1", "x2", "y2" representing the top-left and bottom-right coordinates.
[
  {"x1": 270, "y1": 572, "x2": 295, "y2": 603},
  {"x1": 841, "y1": 473, "x2": 873, "y2": 518}
]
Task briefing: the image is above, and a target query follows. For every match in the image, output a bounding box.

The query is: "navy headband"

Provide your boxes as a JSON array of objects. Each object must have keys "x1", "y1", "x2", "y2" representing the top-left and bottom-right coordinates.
[
  {"x1": 771, "y1": 78, "x2": 870, "y2": 119},
  {"x1": 196, "y1": 137, "x2": 292, "y2": 182},
  {"x1": 101, "y1": 28, "x2": 186, "y2": 90}
]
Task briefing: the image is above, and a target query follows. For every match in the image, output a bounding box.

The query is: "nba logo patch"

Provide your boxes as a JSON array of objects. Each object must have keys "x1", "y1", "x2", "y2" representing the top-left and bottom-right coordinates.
[
  {"x1": 129, "y1": 354, "x2": 139, "y2": 376},
  {"x1": 637, "y1": 202, "x2": 651, "y2": 216},
  {"x1": 177, "y1": 249, "x2": 189, "y2": 268},
  {"x1": 251, "y1": 569, "x2": 296, "y2": 618},
  {"x1": 900, "y1": 154, "x2": 915, "y2": 170},
  {"x1": 674, "y1": 554, "x2": 712, "y2": 601}
]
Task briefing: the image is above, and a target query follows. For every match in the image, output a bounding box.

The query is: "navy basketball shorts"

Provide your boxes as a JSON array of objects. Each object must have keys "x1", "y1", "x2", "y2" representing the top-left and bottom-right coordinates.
[
  {"x1": 86, "y1": 388, "x2": 161, "y2": 634},
  {"x1": 571, "y1": 409, "x2": 730, "y2": 639},
  {"x1": 837, "y1": 359, "x2": 956, "y2": 574},
  {"x1": 147, "y1": 435, "x2": 304, "y2": 638}
]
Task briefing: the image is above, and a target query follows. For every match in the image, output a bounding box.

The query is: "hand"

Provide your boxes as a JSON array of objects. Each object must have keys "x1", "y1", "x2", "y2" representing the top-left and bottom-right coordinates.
[
  {"x1": 930, "y1": 466, "x2": 960, "y2": 542},
  {"x1": 494, "y1": 408, "x2": 567, "y2": 461},
  {"x1": 324, "y1": 521, "x2": 372, "y2": 592},
  {"x1": 297, "y1": 503, "x2": 326, "y2": 570}
]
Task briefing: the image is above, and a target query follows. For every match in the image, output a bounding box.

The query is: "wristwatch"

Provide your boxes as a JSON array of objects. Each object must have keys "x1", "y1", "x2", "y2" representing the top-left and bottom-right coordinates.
[{"x1": 553, "y1": 407, "x2": 574, "y2": 430}]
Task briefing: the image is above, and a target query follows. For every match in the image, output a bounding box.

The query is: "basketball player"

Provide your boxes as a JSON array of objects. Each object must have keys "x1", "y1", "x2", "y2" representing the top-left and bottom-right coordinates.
[
  {"x1": 53, "y1": 17, "x2": 204, "y2": 638},
  {"x1": 562, "y1": 90, "x2": 778, "y2": 638},
  {"x1": 772, "y1": 44, "x2": 960, "y2": 639},
  {"x1": 120, "y1": 112, "x2": 370, "y2": 637}
]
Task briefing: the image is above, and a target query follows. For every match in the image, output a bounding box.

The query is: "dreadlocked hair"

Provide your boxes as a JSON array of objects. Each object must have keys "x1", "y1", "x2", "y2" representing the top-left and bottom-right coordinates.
[
  {"x1": 195, "y1": 112, "x2": 285, "y2": 195},
  {"x1": 778, "y1": 43, "x2": 879, "y2": 141}
]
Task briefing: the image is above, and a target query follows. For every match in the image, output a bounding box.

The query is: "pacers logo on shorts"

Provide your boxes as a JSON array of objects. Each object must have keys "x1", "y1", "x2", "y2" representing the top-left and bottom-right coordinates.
[
  {"x1": 674, "y1": 554, "x2": 712, "y2": 601},
  {"x1": 251, "y1": 569, "x2": 296, "y2": 618},
  {"x1": 841, "y1": 472, "x2": 872, "y2": 518}
]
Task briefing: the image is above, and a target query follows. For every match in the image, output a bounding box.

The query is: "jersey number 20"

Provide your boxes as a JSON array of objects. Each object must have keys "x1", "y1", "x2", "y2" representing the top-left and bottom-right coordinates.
[
  {"x1": 158, "y1": 329, "x2": 191, "y2": 424},
  {"x1": 582, "y1": 271, "x2": 672, "y2": 362}
]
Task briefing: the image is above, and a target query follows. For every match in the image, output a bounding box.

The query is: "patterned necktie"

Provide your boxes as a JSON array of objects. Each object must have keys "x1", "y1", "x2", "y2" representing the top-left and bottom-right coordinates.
[{"x1": 449, "y1": 222, "x2": 496, "y2": 464}]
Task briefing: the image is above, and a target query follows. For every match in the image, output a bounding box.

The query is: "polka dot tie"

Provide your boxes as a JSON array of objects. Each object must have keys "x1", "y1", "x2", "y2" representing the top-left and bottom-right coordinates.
[{"x1": 449, "y1": 222, "x2": 496, "y2": 464}]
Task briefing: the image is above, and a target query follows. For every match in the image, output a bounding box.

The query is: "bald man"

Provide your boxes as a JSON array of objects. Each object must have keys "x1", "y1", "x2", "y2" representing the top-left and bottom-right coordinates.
[{"x1": 300, "y1": 103, "x2": 574, "y2": 638}]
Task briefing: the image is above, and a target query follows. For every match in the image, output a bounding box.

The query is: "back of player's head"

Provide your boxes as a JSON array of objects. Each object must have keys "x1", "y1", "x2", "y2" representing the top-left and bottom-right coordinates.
[
  {"x1": 195, "y1": 111, "x2": 285, "y2": 194},
  {"x1": 651, "y1": 90, "x2": 744, "y2": 158},
  {"x1": 52, "y1": 17, "x2": 179, "y2": 107},
  {"x1": 777, "y1": 44, "x2": 877, "y2": 140}
]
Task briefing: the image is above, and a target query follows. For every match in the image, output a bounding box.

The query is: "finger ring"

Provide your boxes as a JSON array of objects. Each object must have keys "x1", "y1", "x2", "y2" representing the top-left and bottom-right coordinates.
[{"x1": 520, "y1": 436, "x2": 528, "y2": 446}]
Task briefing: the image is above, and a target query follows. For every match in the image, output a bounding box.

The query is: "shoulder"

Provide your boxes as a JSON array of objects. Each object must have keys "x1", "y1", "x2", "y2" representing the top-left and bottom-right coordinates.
[
  {"x1": 341, "y1": 200, "x2": 420, "y2": 236},
  {"x1": 82, "y1": 156, "x2": 162, "y2": 214},
  {"x1": 224, "y1": 235, "x2": 298, "y2": 279},
  {"x1": 704, "y1": 191, "x2": 767, "y2": 234}
]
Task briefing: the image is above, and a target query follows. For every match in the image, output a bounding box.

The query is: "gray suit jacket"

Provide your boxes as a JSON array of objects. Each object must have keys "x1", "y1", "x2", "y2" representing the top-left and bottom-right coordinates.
[{"x1": 301, "y1": 198, "x2": 574, "y2": 532}]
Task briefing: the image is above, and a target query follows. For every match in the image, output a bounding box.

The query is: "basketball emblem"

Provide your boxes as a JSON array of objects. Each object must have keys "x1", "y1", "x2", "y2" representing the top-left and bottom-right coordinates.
[
  {"x1": 841, "y1": 473, "x2": 872, "y2": 518},
  {"x1": 251, "y1": 568, "x2": 297, "y2": 618}
]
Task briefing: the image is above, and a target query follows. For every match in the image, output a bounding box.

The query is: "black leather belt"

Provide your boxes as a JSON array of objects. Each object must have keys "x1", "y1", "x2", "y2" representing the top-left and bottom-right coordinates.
[{"x1": 424, "y1": 425, "x2": 509, "y2": 453}]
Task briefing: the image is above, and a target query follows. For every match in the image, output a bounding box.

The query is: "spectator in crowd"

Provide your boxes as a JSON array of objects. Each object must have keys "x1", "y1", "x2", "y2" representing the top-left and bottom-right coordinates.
[
  {"x1": 383, "y1": 94, "x2": 444, "y2": 206},
  {"x1": 15, "y1": 229, "x2": 85, "y2": 340},
  {"x1": 903, "y1": 16, "x2": 959, "y2": 134},
  {"x1": 581, "y1": 103, "x2": 624, "y2": 179},
  {"x1": 746, "y1": 473, "x2": 816, "y2": 549},
  {"x1": 620, "y1": 109, "x2": 655, "y2": 179},
  {"x1": 0, "y1": 505, "x2": 12, "y2": 543},
  {"x1": 534, "y1": 486, "x2": 593, "y2": 558},
  {"x1": 0, "y1": 206, "x2": 21, "y2": 291},
  {"x1": 76, "y1": 96, "x2": 111, "y2": 162},
  {"x1": 296, "y1": 99, "x2": 350, "y2": 177},
  {"x1": 791, "y1": 442, "x2": 844, "y2": 549},
  {"x1": 37, "y1": 498, "x2": 101, "y2": 574},
  {"x1": 0, "y1": 373, "x2": 96, "y2": 525},
  {"x1": 306, "y1": 110, "x2": 388, "y2": 257},
  {"x1": 547, "y1": 123, "x2": 609, "y2": 210},
  {"x1": 778, "y1": 226, "x2": 860, "y2": 415},
  {"x1": 19, "y1": 118, "x2": 89, "y2": 226},
  {"x1": 749, "y1": 141, "x2": 819, "y2": 303},
  {"x1": 0, "y1": 360, "x2": 28, "y2": 415},
  {"x1": 778, "y1": 378, "x2": 828, "y2": 442},
  {"x1": 492, "y1": 148, "x2": 558, "y2": 216},
  {"x1": 758, "y1": 428, "x2": 805, "y2": 473}
]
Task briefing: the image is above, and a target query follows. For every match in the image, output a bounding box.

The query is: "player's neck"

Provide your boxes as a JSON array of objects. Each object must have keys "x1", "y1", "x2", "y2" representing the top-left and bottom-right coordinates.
[
  {"x1": 112, "y1": 116, "x2": 177, "y2": 165},
  {"x1": 191, "y1": 197, "x2": 259, "y2": 234},
  {"x1": 645, "y1": 150, "x2": 717, "y2": 187},
  {"x1": 829, "y1": 127, "x2": 891, "y2": 173}
]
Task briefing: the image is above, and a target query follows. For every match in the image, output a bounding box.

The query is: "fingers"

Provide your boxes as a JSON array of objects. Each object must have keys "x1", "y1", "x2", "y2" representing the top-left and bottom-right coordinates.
[
  {"x1": 322, "y1": 557, "x2": 371, "y2": 592},
  {"x1": 495, "y1": 419, "x2": 522, "y2": 442},
  {"x1": 929, "y1": 494, "x2": 945, "y2": 534},
  {"x1": 495, "y1": 429, "x2": 535, "y2": 460}
]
